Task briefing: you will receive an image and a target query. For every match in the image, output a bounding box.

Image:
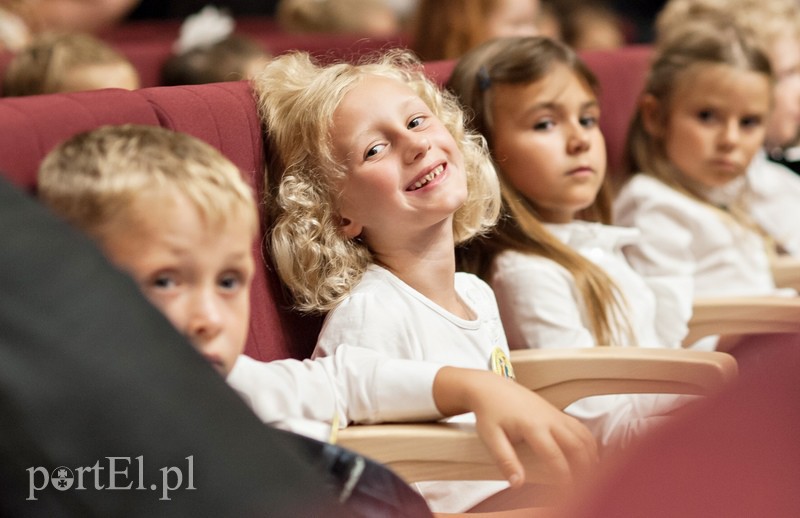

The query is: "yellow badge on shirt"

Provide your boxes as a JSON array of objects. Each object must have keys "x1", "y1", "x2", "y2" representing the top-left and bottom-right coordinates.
[
  {"x1": 491, "y1": 347, "x2": 515, "y2": 380},
  {"x1": 328, "y1": 412, "x2": 339, "y2": 444}
]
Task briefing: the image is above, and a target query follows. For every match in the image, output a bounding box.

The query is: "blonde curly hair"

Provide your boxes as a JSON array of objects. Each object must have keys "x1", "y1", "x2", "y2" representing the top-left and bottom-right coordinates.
[{"x1": 253, "y1": 50, "x2": 500, "y2": 313}]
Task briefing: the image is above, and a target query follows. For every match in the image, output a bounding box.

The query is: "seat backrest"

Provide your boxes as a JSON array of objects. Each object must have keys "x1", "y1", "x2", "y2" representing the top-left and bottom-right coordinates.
[
  {"x1": 579, "y1": 45, "x2": 652, "y2": 182},
  {"x1": 0, "y1": 81, "x2": 323, "y2": 362}
]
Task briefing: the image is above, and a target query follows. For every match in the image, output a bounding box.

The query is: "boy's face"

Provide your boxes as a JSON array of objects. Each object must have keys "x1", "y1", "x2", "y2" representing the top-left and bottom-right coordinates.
[{"x1": 101, "y1": 193, "x2": 255, "y2": 377}]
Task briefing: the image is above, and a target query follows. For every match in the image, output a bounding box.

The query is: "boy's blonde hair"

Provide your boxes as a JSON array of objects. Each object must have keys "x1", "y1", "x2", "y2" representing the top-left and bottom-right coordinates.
[
  {"x1": 38, "y1": 124, "x2": 258, "y2": 244},
  {"x1": 448, "y1": 36, "x2": 633, "y2": 347},
  {"x1": 2, "y1": 31, "x2": 139, "y2": 97},
  {"x1": 254, "y1": 50, "x2": 501, "y2": 313}
]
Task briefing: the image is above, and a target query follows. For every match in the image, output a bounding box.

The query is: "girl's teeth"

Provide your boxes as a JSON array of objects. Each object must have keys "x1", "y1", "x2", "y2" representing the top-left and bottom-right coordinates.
[{"x1": 411, "y1": 165, "x2": 444, "y2": 190}]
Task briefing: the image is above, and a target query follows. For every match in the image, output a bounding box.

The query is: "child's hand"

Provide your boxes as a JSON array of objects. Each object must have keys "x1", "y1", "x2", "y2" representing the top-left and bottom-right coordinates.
[{"x1": 433, "y1": 367, "x2": 598, "y2": 488}]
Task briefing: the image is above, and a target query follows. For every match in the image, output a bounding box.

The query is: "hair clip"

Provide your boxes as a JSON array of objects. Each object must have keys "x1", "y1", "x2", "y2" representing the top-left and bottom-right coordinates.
[{"x1": 477, "y1": 66, "x2": 491, "y2": 92}]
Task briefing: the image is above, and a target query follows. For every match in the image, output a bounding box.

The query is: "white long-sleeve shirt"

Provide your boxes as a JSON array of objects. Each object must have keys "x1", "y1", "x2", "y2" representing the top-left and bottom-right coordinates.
[
  {"x1": 490, "y1": 221, "x2": 691, "y2": 452},
  {"x1": 227, "y1": 346, "x2": 442, "y2": 441}
]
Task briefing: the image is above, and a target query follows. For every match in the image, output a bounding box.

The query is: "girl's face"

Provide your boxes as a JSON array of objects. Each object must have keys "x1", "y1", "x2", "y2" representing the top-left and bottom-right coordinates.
[
  {"x1": 654, "y1": 63, "x2": 771, "y2": 189},
  {"x1": 485, "y1": 0, "x2": 540, "y2": 40},
  {"x1": 332, "y1": 75, "x2": 467, "y2": 246},
  {"x1": 490, "y1": 63, "x2": 606, "y2": 223}
]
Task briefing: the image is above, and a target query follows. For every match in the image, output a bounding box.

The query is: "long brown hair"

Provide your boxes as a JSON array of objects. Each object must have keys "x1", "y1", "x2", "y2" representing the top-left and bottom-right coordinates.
[
  {"x1": 448, "y1": 36, "x2": 632, "y2": 346},
  {"x1": 410, "y1": 0, "x2": 502, "y2": 61}
]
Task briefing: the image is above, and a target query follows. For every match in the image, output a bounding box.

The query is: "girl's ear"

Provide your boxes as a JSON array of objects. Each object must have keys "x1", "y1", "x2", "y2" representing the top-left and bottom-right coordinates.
[
  {"x1": 340, "y1": 217, "x2": 364, "y2": 239},
  {"x1": 640, "y1": 94, "x2": 664, "y2": 137}
]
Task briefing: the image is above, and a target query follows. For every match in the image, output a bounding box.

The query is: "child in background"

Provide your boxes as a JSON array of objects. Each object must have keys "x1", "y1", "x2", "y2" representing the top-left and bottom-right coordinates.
[
  {"x1": 0, "y1": 2, "x2": 30, "y2": 52},
  {"x1": 37, "y1": 123, "x2": 594, "y2": 500},
  {"x1": 655, "y1": 0, "x2": 800, "y2": 258},
  {"x1": 276, "y1": 0, "x2": 401, "y2": 37},
  {"x1": 614, "y1": 18, "x2": 788, "y2": 301},
  {"x1": 447, "y1": 36, "x2": 691, "y2": 453},
  {"x1": 255, "y1": 49, "x2": 597, "y2": 513},
  {"x1": 161, "y1": 6, "x2": 270, "y2": 86},
  {"x1": 541, "y1": 0, "x2": 625, "y2": 51},
  {"x1": 410, "y1": 0, "x2": 541, "y2": 61},
  {"x1": 2, "y1": 31, "x2": 139, "y2": 96}
]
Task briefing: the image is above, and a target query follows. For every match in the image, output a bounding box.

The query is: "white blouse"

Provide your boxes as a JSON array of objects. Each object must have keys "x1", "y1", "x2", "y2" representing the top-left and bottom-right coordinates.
[{"x1": 614, "y1": 174, "x2": 780, "y2": 298}]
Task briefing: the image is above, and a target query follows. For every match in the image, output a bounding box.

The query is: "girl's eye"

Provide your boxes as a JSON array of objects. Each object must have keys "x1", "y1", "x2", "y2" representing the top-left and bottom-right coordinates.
[
  {"x1": 365, "y1": 144, "x2": 386, "y2": 159},
  {"x1": 697, "y1": 110, "x2": 715, "y2": 123},
  {"x1": 580, "y1": 114, "x2": 599, "y2": 128},
  {"x1": 741, "y1": 115, "x2": 763, "y2": 128},
  {"x1": 533, "y1": 119, "x2": 555, "y2": 131},
  {"x1": 407, "y1": 116, "x2": 424, "y2": 129}
]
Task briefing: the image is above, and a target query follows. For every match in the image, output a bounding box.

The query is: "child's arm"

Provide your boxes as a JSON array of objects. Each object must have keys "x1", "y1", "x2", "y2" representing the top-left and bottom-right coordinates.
[
  {"x1": 432, "y1": 367, "x2": 599, "y2": 488},
  {"x1": 230, "y1": 352, "x2": 598, "y2": 487}
]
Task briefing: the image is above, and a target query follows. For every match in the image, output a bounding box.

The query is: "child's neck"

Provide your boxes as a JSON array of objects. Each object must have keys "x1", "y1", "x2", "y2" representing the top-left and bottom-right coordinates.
[{"x1": 371, "y1": 225, "x2": 472, "y2": 319}]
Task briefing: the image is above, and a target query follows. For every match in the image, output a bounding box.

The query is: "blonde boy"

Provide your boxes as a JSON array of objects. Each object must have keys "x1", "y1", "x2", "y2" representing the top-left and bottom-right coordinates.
[{"x1": 38, "y1": 124, "x2": 256, "y2": 376}]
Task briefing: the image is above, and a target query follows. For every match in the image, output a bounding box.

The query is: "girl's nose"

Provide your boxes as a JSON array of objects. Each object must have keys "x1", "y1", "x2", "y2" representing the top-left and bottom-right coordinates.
[
  {"x1": 404, "y1": 134, "x2": 431, "y2": 163},
  {"x1": 567, "y1": 124, "x2": 591, "y2": 154},
  {"x1": 718, "y1": 120, "x2": 740, "y2": 149}
]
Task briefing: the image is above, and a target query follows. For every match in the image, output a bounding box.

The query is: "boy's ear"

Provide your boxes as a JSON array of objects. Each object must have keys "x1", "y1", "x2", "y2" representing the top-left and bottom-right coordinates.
[
  {"x1": 339, "y1": 217, "x2": 364, "y2": 240},
  {"x1": 640, "y1": 94, "x2": 664, "y2": 137}
]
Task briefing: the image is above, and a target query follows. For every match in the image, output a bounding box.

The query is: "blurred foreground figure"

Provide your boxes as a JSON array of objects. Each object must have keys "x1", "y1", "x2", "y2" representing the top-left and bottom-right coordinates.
[
  {"x1": 564, "y1": 333, "x2": 800, "y2": 518},
  {"x1": 0, "y1": 176, "x2": 430, "y2": 518}
]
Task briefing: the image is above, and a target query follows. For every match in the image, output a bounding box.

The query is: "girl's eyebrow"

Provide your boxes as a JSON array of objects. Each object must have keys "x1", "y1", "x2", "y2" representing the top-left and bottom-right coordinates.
[{"x1": 520, "y1": 98, "x2": 599, "y2": 116}]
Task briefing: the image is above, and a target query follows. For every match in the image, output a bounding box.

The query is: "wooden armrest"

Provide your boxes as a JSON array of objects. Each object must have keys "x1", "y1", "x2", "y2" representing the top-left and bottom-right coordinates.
[
  {"x1": 771, "y1": 255, "x2": 800, "y2": 291},
  {"x1": 338, "y1": 348, "x2": 736, "y2": 484},
  {"x1": 510, "y1": 347, "x2": 737, "y2": 410},
  {"x1": 687, "y1": 296, "x2": 800, "y2": 344},
  {"x1": 336, "y1": 422, "x2": 549, "y2": 484}
]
